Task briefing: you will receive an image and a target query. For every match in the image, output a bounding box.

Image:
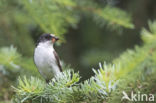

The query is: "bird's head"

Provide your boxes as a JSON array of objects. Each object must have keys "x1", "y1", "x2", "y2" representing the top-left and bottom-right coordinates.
[{"x1": 36, "y1": 33, "x2": 59, "y2": 46}]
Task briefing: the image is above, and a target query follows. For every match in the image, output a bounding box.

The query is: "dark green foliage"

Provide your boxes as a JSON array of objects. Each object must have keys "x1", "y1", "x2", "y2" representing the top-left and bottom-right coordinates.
[
  {"x1": 0, "y1": 0, "x2": 156, "y2": 103},
  {"x1": 0, "y1": 0, "x2": 35, "y2": 56},
  {"x1": 12, "y1": 21, "x2": 156, "y2": 102},
  {"x1": 20, "y1": 0, "x2": 134, "y2": 41}
]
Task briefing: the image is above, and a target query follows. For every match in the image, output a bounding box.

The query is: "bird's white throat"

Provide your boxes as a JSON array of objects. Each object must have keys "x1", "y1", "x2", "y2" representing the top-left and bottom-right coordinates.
[{"x1": 38, "y1": 41, "x2": 54, "y2": 49}]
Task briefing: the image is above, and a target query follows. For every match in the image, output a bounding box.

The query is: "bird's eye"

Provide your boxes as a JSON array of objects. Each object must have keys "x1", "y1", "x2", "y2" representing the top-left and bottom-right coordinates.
[{"x1": 45, "y1": 35, "x2": 52, "y2": 40}]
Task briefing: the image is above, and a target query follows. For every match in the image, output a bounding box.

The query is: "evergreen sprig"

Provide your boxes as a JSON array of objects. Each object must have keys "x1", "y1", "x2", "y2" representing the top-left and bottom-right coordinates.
[
  {"x1": 20, "y1": 0, "x2": 134, "y2": 40},
  {"x1": 13, "y1": 20, "x2": 156, "y2": 103},
  {"x1": 0, "y1": 46, "x2": 40, "y2": 77}
]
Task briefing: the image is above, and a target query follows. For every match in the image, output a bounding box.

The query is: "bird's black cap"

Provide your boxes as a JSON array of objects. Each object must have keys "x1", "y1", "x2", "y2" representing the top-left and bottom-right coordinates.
[{"x1": 36, "y1": 33, "x2": 59, "y2": 46}]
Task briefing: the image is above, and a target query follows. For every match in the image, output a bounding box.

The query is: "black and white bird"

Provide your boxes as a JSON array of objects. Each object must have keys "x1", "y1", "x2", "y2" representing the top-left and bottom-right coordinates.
[{"x1": 34, "y1": 33, "x2": 62, "y2": 82}]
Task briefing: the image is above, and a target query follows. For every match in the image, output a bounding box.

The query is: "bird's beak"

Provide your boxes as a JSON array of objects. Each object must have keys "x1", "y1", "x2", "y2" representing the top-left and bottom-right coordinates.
[
  {"x1": 55, "y1": 37, "x2": 59, "y2": 41},
  {"x1": 52, "y1": 37, "x2": 59, "y2": 43}
]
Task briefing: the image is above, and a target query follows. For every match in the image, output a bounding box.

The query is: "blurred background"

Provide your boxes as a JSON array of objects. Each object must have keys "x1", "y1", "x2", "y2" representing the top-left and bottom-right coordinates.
[{"x1": 0, "y1": 0, "x2": 156, "y2": 102}]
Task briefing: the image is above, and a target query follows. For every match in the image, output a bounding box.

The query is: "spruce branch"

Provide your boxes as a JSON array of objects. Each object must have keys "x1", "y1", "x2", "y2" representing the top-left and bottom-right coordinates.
[
  {"x1": 141, "y1": 20, "x2": 156, "y2": 44},
  {"x1": 20, "y1": 0, "x2": 134, "y2": 41},
  {"x1": 12, "y1": 21, "x2": 156, "y2": 103}
]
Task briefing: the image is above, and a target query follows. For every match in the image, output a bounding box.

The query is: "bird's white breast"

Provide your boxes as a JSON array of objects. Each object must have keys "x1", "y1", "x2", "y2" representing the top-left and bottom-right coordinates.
[{"x1": 34, "y1": 42, "x2": 60, "y2": 80}]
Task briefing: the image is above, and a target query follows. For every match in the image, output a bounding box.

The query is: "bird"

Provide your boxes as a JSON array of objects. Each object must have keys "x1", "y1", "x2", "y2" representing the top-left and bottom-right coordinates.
[{"x1": 34, "y1": 33, "x2": 62, "y2": 83}]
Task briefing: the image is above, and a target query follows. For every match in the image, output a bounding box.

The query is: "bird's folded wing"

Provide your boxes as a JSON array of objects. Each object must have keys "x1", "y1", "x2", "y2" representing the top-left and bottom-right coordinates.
[{"x1": 53, "y1": 51, "x2": 62, "y2": 72}]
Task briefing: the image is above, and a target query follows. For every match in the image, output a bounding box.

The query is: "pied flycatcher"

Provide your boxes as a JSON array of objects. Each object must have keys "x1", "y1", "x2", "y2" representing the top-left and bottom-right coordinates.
[{"x1": 34, "y1": 33, "x2": 62, "y2": 82}]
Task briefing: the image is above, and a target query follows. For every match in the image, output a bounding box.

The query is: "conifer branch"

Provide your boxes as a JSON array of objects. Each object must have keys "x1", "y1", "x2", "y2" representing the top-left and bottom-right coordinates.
[{"x1": 12, "y1": 20, "x2": 156, "y2": 103}]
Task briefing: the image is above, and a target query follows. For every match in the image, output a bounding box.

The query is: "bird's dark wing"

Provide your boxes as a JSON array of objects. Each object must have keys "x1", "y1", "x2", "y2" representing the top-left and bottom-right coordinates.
[{"x1": 53, "y1": 51, "x2": 62, "y2": 72}]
